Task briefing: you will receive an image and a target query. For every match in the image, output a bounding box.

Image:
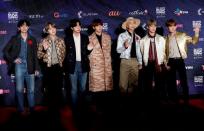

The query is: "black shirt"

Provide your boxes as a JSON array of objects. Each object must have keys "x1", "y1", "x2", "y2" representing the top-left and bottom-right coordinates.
[
  {"x1": 96, "y1": 34, "x2": 102, "y2": 48},
  {"x1": 129, "y1": 32, "x2": 136, "y2": 58}
]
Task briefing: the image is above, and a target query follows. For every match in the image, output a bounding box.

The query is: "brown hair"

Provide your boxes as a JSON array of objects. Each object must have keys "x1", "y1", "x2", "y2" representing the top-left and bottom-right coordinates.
[
  {"x1": 165, "y1": 19, "x2": 177, "y2": 27},
  {"x1": 147, "y1": 19, "x2": 157, "y2": 27},
  {"x1": 44, "y1": 22, "x2": 56, "y2": 33}
]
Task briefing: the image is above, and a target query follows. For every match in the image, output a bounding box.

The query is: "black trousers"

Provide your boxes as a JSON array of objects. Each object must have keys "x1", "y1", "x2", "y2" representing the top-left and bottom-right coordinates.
[
  {"x1": 43, "y1": 64, "x2": 63, "y2": 109},
  {"x1": 143, "y1": 61, "x2": 166, "y2": 101},
  {"x1": 167, "y1": 58, "x2": 189, "y2": 102},
  {"x1": 88, "y1": 91, "x2": 114, "y2": 113}
]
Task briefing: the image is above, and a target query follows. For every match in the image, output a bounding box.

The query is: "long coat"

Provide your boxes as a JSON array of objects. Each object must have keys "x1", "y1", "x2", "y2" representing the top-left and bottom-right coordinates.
[{"x1": 88, "y1": 32, "x2": 113, "y2": 92}]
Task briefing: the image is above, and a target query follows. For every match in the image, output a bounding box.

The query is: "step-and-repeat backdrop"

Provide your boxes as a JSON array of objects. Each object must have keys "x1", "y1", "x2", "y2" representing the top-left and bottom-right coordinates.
[{"x1": 0, "y1": 0, "x2": 204, "y2": 105}]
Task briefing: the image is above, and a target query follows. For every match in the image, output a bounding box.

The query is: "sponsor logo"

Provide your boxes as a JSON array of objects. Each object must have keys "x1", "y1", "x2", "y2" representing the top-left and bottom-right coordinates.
[
  {"x1": 78, "y1": 11, "x2": 83, "y2": 18},
  {"x1": 185, "y1": 66, "x2": 193, "y2": 70},
  {"x1": 81, "y1": 28, "x2": 88, "y2": 32},
  {"x1": 54, "y1": 12, "x2": 69, "y2": 19},
  {"x1": 28, "y1": 14, "x2": 44, "y2": 19},
  {"x1": 141, "y1": 23, "x2": 147, "y2": 30},
  {"x1": 194, "y1": 76, "x2": 203, "y2": 86},
  {"x1": 10, "y1": 74, "x2": 15, "y2": 83},
  {"x1": 78, "y1": 11, "x2": 98, "y2": 18},
  {"x1": 192, "y1": 20, "x2": 202, "y2": 28},
  {"x1": 193, "y1": 48, "x2": 202, "y2": 59},
  {"x1": 56, "y1": 29, "x2": 64, "y2": 32},
  {"x1": 129, "y1": 9, "x2": 148, "y2": 16},
  {"x1": 156, "y1": 7, "x2": 165, "y2": 17},
  {"x1": 198, "y1": 8, "x2": 204, "y2": 15},
  {"x1": 174, "y1": 8, "x2": 188, "y2": 16},
  {"x1": 0, "y1": 30, "x2": 7, "y2": 35},
  {"x1": 176, "y1": 24, "x2": 183, "y2": 28},
  {"x1": 199, "y1": 38, "x2": 204, "y2": 42},
  {"x1": 0, "y1": 89, "x2": 10, "y2": 95},
  {"x1": 0, "y1": 60, "x2": 6, "y2": 65},
  {"x1": 103, "y1": 23, "x2": 108, "y2": 31},
  {"x1": 8, "y1": 12, "x2": 18, "y2": 23},
  {"x1": 108, "y1": 11, "x2": 121, "y2": 16}
]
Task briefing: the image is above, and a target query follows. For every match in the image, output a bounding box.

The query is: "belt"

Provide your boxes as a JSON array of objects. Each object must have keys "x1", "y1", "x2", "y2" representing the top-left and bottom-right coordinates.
[
  {"x1": 170, "y1": 57, "x2": 182, "y2": 59},
  {"x1": 51, "y1": 63, "x2": 60, "y2": 66}
]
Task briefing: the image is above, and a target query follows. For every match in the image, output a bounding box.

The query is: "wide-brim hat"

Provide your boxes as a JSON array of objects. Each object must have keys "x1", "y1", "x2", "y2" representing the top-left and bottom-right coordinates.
[{"x1": 122, "y1": 17, "x2": 140, "y2": 30}]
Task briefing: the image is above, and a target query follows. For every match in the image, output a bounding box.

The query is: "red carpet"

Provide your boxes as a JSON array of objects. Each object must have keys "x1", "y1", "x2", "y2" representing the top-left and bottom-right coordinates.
[{"x1": 0, "y1": 98, "x2": 204, "y2": 131}]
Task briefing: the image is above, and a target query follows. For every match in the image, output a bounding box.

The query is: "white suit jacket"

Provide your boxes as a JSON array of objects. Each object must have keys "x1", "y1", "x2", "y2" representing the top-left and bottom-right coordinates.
[{"x1": 140, "y1": 34, "x2": 166, "y2": 66}]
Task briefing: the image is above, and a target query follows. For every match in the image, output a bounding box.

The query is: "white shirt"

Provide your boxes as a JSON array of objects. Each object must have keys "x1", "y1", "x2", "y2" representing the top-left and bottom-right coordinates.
[
  {"x1": 168, "y1": 36, "x2": 181, "y2": 58},
  {"x1": 73, "y1": 34, "x2": 81, "y2": 61}
]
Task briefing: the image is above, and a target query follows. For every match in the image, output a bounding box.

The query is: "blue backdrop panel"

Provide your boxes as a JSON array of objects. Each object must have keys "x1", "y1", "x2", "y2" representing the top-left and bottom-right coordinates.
[{"x1": 0, "y1": 0, "x2": 204, "y2": 105}]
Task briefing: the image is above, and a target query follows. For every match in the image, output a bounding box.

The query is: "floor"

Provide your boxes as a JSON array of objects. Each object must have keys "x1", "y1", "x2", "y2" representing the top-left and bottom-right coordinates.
[{"x1": 0, "y1": 98, "x2": 204, "y2": 131}]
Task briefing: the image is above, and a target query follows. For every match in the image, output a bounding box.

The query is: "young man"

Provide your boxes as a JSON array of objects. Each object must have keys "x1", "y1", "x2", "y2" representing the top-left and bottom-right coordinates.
[
  {"x1": 3, "y1": 19, "x2": 39, "y2": 115},
  {"x1": 88, "y1": 18, "x2": 113, "y2": 113},
  {"x1": 88, "y1": 18, "x2": 113, "y2": 92},
  {"x1": 117, "y1": 17, "x2": 142, "y2": 101},
  {"x1": 38, "y1": 22, "x2": 66, "y2": 128},
  {"x1": 140, "y1": 19, "x2": 166, "y2": 103},
  {"x1": 64, "y1": 19, "x2": 90, "y2": 110},
  {"x1": 37, "y1": 22, "x2": 66, "y2": 109},
  {"x1": 165, "y1": 19, "x2": 200, "y2": 104}
]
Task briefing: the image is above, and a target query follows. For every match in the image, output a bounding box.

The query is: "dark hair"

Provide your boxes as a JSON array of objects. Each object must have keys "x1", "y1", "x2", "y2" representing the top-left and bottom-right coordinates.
[
  {"x1": 69, "y1": 19, "x2": 81, "y2": 28},
  {"x1": 44, "y1": 22, "x2": 56, "y2": 33},
  {"x1": 17, "y1": 19, "x2": 31, "y2": 27},
  {"x1": 165, "y1": 19, "x2": 177, "y2": 27},
  {"x1": 91, "y1": 18, "x2": 103, "y2": 27}
]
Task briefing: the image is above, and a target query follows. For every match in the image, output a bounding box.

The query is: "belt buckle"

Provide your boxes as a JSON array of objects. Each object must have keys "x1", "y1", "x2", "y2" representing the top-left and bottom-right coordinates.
[{"x1": 175, "y1": 57, "x2": 181, "y2": 59}]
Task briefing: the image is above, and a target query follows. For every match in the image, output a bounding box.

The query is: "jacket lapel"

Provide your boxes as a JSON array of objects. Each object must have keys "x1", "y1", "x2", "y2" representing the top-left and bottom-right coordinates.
[
  {"x1": 155, "y1": 35, "x2": 159, "y2": 53},
  {"x1": 166, "y1": 35, "x2": 170, "y2": 60},
  {"x1": 145, "y1": 36, "x2": 150, "y2": 55},
  {"x1": 70, "y1": 35, "x2": 76, "y2": 54},
  {"x1": 16, "y1": 35, "x2": 22, "y2": 55}
]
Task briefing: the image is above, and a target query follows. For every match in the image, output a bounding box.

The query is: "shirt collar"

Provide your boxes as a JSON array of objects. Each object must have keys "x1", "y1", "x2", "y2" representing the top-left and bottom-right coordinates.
[{"x1": 148, "y1": 33, "x2": 156, "y2": 38}]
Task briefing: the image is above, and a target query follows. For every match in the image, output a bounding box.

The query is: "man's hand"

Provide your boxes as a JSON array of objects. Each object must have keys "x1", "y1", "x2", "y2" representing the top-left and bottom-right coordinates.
[
  {"x1": 138, "y1": 64, "x2": 142, "y2": 70},
  {"x1": 124, "y1": 39, "x2": 129, "y2": 49},
  {"x1": 43, "y1": 42, "x2": 49, "y2": 50},
  {"x1": 35, "y1": 70, "x2": 40, "y2": 76},
  {"x1": 87, "y1": 43, "x2": 95, "y2": 50},
  {"x1": 14, "y1": 58, "x2": 22, "y2": 64},
  {"x1": 166, "y1": 65, "x2": 171, "y2": 70},
  {"x1": 193, "y1": 26, "x2": 200, "y2": 36}
]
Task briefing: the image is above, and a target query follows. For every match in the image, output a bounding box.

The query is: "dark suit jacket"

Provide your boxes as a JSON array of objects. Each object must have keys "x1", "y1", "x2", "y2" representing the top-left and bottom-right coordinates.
[
  {"x1": 64, "y1": 33, "x2": 90, "y2": 74},
  {"x1": 3, "y1": 34, "x2": 40, "y2": 75}
]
